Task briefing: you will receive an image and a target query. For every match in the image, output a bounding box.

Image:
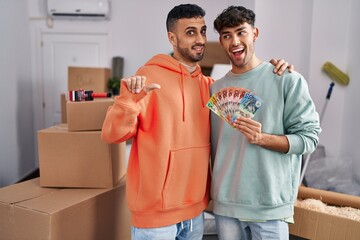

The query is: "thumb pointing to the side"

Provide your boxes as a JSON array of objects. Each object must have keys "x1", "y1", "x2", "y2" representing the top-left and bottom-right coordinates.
[{"x1": 144, "y1": 83, "x2": 161, "y2": 93}]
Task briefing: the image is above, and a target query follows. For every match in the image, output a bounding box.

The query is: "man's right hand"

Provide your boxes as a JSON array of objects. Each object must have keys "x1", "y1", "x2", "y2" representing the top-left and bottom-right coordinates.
[{"x1": 122, "y1": 76, "x2": 161, "y2": 94}]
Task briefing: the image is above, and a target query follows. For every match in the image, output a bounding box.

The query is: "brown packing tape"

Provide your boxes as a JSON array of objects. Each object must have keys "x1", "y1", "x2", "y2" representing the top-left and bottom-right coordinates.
[{"x1": 298, "y1": 186, "x2": 360, "y2": 209}]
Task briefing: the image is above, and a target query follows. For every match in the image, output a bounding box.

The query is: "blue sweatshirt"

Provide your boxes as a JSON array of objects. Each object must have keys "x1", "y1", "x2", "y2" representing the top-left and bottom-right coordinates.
[{"x1": 210, "y1": 62, "x2": 321, "y2": 221}]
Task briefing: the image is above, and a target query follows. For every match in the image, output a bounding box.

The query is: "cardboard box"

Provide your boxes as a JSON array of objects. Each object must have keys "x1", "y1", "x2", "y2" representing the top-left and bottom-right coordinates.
[
  {"x1": 38, "y1": 124, "x2": 126, "y2": 188},
  {"x1": 289, "y1": 205, "x2": 360, "y2": 240},
  {"x1": 290, "y1": 186, "x2": 360, "y2": 239},
  {"x1": 68, "y1": 66, "x2": 110, "y2": 92},
  {"x1": 199, "y1": 41, "x2": 229, "y2": 68},
  {"x1": 0, "y1": 178, "x2": 131, "y2": 240},
  {"x1": 66, "y1": 98, "x2": 114, "y2": 131}
]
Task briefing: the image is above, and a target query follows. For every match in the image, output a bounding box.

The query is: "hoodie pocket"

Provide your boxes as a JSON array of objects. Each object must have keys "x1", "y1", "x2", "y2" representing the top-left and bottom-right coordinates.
[{"x1": 162, "y1": 144, "x2": 210, "y2": 209}]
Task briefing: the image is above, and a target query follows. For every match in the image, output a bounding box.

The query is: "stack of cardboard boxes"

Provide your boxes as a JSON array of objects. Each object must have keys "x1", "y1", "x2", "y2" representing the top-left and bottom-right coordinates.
[{"x1": 0, "y1": 67, "x2": 131, "y2": 240}]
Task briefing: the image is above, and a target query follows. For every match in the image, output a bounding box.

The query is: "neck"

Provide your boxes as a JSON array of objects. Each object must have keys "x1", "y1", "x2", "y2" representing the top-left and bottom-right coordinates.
[
  {"x1": 171, "y1": 53, "x2": 197, "y2": 67},
  {"x1": 231, "y1": 55, "x2": 262, "y2": 74}
]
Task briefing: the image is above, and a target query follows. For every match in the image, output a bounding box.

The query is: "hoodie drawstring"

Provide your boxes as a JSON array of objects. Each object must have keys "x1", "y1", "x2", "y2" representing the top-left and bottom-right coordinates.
[
  {"x1": 197, "y1": 74, "x2": 208, "y2": 108},
  {"x1": 179, "y1": 65, "x2": 210, "y2": 122},
  {"x1": 179, "y1": 219, "x2": 193, "y2": 232},
  {"x1": 179, "y1": 66, "x2": 186, "y2": 122}
]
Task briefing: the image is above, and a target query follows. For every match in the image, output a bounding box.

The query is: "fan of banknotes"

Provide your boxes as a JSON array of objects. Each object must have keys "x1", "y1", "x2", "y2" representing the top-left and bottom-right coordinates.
[{"x1": 206, "y1": 87, "x2": 264, "y2": 126}]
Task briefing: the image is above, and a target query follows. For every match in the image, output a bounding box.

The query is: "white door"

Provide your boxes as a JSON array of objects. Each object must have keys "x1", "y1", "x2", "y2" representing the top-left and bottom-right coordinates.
[{"x1": 41, "y1": 31, "x2": 109, "y2": 128}]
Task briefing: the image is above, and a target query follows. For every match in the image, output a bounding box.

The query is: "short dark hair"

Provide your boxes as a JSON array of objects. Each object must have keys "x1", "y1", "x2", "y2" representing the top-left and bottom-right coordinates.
[
  {"x1": 214, "y1": 6, "x2": 255, "y2": 33},
  {"x1": 166, "y1": 4, "x2": 206, "y2": 32}
]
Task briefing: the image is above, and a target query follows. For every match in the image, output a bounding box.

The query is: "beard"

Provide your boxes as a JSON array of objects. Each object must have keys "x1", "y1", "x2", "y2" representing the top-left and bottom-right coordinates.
[{"x1": 176, "y1": 44, "x2": 205, "y2": 63}]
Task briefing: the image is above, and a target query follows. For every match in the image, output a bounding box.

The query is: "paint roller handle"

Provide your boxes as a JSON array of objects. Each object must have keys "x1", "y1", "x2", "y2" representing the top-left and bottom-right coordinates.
[{"x1": 326, "y1": 82, "x2": 335, "y2": 100}]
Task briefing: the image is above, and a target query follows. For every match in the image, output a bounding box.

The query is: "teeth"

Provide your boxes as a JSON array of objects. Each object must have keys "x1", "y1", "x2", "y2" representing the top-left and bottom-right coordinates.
[{"x1": 232, "y1": 47, "x2": 244, "y2": 53}]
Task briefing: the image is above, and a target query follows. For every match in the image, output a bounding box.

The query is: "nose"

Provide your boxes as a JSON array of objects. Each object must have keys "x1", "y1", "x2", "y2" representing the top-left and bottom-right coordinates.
[
  {"x1": 195, "y1": 33, "x2": 206, "y2": 45},
  {"x1": 233, "y1": 37, "x2": 240, "y2": 46}
]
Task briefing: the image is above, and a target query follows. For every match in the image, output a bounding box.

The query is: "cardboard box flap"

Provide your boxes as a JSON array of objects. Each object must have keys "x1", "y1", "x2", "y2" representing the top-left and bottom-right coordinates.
[
  {"x1": 16, "y1": 188, "x2": 109, "y2": 215},
  {"x1": 38, "y1": 123, "x2": 99, "y2": 133},
  {"x1": 0, "y1": 179, "x2": 59, "y2": 204},
  {"x1": 15, "y1": 178, "x2": 126, "y2": 215},
  {"x1": 298, "y1": 186, "x2": 360, "y2": 209}
]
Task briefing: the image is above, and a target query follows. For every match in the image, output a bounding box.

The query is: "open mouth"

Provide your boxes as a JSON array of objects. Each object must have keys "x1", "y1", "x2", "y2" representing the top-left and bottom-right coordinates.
[
  {"x1": 193, "y1": 45, "x2": 204, "y2": 53},
  {"x1": 232, "y1": 47, "x2": 244, "y2": 59}
]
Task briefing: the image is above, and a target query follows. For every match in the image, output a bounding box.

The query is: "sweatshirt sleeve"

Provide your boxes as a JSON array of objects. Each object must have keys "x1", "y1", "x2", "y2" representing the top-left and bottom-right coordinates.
[
  {"x1": 283, "y1": 74, "x2": 322, "y2": 155},
  {"x1": 101, "y1": 80, "x2": 147, "y2": 144}
]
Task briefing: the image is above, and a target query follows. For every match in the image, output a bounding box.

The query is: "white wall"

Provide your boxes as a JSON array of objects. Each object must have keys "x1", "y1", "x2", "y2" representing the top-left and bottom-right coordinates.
[
  {"x1": 255, "y1": 0, "x2": 313, "y2": 78},
  {"x1": 1, "y1": 0, "x2": 359, "y2": 189},
  {"x1": 0, "y1": 1, "x2": 35, "y2": 186},
  {"x1": 343, "y1": 0, "x2": 360, "y2": 184}
]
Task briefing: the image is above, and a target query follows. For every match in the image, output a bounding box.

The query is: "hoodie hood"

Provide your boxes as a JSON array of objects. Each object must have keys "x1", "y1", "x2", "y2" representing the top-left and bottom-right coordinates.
[{"x1": 144, "y1": 54, "x2": 210, "y2": 121}]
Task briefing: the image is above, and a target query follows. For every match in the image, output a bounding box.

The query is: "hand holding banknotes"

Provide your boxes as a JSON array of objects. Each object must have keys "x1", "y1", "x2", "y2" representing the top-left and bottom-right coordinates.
[
  {"x1": 233, "y1": 116, "x2": 262, "y2": 145},
  {"x1": 122, "y1": 76, "x2": 161, "y2": 93}
]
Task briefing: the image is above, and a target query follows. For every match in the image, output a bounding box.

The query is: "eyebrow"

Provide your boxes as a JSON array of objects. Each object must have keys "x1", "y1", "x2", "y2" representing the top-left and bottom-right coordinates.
[
  {"x1": 184, "y1": 25, "x2": 207, "y2": 32},
  {"x1": 185, "y1": 26, "x2": 196, "y2": 31},
  {"x1": 221, "y1": 26, "x2": 247, "y2": 35}
]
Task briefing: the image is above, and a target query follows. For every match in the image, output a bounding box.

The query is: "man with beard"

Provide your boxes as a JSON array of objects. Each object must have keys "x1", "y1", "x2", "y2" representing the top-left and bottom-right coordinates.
[{"x1": 102, "y1": 4, "x2": 292, "y2": 240}]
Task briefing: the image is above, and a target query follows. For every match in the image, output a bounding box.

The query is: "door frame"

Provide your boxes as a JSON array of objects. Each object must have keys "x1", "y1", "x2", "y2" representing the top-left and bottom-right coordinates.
[{"x1": 32, "y1": 27, "x2": 111, "y2": 165}]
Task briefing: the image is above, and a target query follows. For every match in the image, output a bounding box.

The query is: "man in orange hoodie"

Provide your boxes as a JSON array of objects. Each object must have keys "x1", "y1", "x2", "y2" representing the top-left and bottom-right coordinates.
[{"x1": 101, "y1": 4, "x2": 292, "y2": 240}]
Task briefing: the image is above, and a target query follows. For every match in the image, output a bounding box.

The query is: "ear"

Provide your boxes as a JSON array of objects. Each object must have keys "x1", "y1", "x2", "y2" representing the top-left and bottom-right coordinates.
[
  {"x1": 168, "y1": 32, "x2": 176, "y2": 46},
  {"x1": 218, "y1": 36, "x2": 224, "y2": 47},
  {"x1": 253, "y1": 27, "x2": 259, "y2": 42}
]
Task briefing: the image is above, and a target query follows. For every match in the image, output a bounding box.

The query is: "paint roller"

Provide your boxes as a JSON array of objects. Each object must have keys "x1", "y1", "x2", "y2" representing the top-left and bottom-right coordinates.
[
  {"x1": 299, "y1": 62, "x2": 350, "y2": 185},
  {"x1": 322, "y1": 61, "x2": 349, "y2": 86}
]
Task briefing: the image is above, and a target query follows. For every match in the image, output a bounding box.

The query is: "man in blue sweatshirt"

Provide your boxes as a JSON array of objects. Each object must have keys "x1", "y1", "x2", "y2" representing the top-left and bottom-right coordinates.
[{"x1": 210, "y1": 6, "x2": 321, "y2": 240}]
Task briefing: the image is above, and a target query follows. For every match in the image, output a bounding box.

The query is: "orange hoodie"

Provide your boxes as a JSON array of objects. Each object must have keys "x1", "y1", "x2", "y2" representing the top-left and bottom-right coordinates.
[{"x1": 101, "y1": 54, "x2": 214, "y2": 228}]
